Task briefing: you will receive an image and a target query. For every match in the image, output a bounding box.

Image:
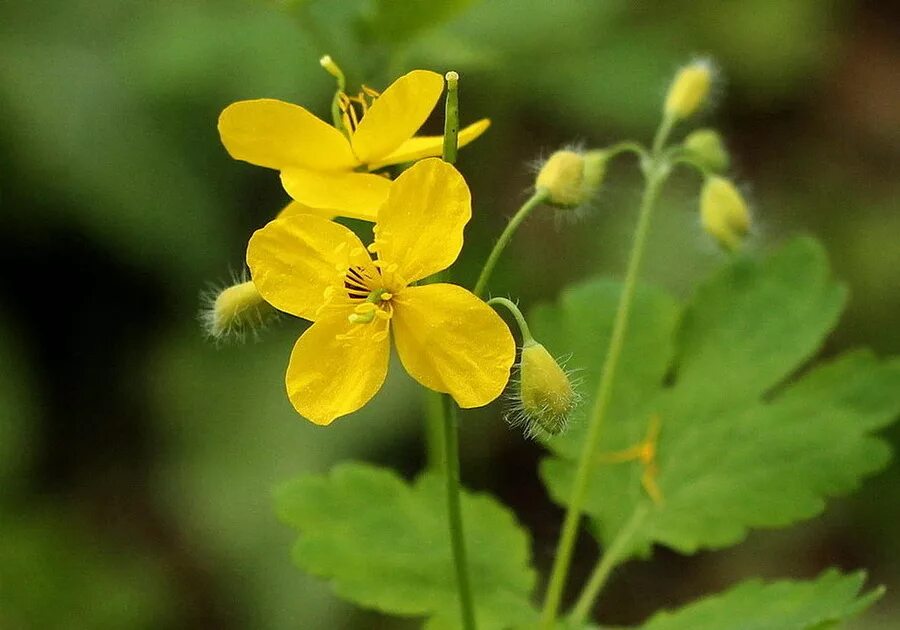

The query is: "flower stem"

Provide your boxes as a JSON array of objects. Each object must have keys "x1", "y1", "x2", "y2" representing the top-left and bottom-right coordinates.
[
  {"x1": 539, "y1": 154, "x2": 668, "y2": 629},
  {"x1": 442, "y1": 394, "x2": 477, "y2": 630},
  {"x1": 568, "y1": 506, "x2": 648, "y2": 624},
  {"x1": 487, "y1": 297, "x2": 534, "y2": 345},
  {"x1": 474, "y1": 190, "x2": 548, "y2": 298}
]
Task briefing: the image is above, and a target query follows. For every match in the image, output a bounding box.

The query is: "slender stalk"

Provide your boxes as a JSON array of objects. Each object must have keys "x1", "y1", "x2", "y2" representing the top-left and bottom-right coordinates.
[
  {"x1": 539, "y1": 162, "x2": 668, "y2": 629},
  {"x1": 424, "y1": 390, "x2": 446, "y2": 471},
  {"x1": 487, "y1": 297, "x2": 534, "y2": 344},
  {"x1": 473, "y1": 190, "x2": 549, "y2": 298},
  {"x1": 651, "y1": 114, "x2": 675, "y2": 156},
  {"x1": 569, "y1": 506, "x2": 648, "y2": 624},
  {"x1": 442, "y1": 395, "x2": 477, "y2": 630}
]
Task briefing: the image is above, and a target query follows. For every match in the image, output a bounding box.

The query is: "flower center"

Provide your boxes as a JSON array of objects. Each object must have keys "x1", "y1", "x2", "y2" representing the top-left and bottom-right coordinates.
[
  {"x1": 339, "y1": 265, "x2": 393, "y2": 327},
  {"x1": 338, "y1": 86, "x2": 381, "y2": 133}
]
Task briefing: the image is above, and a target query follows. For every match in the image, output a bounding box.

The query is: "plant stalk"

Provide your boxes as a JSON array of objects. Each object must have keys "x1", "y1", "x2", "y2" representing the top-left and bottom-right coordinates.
[
  {"x1": 474, "y1": 190, "x2": 548, "y2": 298},
  {"x1": 539, "y1": 160, "x2": 667, "y2": 629},
  {"x1": 442, "y1": 394, "x2": 477, "y2": 630}
]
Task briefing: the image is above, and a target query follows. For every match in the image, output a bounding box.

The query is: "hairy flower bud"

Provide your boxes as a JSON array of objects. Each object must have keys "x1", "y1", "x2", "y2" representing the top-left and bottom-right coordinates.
[
  {"x1": 665, "y1": 60, "x2": 713, "y2": 120},
  {"x1": 202, "y1": 279, "x2": 278, "y2": 342},
  {"x1": 700, "y1": 176, "x2": 751, "y2": 251},
  {"x1": 684, "y1": 128, "x2": 729, "y2": 172},
  {"x1": 582, "y1": 149, "x2": 610, "y2": 193},
  {"x1": 535, "y1": 150, "x2": 586, "y2": 208},
  {"x1": 510, "y1": 341, "x2": 578, "y2": 436}
]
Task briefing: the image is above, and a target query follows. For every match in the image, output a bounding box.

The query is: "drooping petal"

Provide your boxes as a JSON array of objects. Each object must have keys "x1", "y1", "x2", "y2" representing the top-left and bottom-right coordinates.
[
  {"x1": 218, "y1": 99, "x2": 357, "y2": 171},
  {"x1": 367, "y1": 118, "x2": 491, "y2": 170},
  {"x1": 374, "y1": 158, "x2": 471, "y2": 285},
  {"x1": 350, "y1": 70, "x2": 444, "y2": 164},
  {"x1": 392, "y1": 284, "x2": 515, "y2": 408},
  {"x1": 277, "y1": 200, "x2": 335, "y2": 221},
  {"x1": 281, "y1": 168, "x2": 390, "y2": 222},
  {"x1": 285, "y1": 312, "x2": 390, "y2": 425},
  {"x1": 247, "y1": 214, "x2": 366, "y2": 320}
]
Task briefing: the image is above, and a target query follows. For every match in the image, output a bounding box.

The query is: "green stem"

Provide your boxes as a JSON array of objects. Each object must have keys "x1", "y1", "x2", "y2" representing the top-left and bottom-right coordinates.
[
  {"x1": 424, "y1": 390, "x2": 446, "y2": 471},
  {"x1": 443, "y1": 71, "x2": 460, "y2": 164},
  {"x1": 473, "y1": 190, "x2": 549, "y2": 298},
  {"x1": 487, "y1": 297, "x2": 534, "y2": 344},
  {"x1": 651, "y1": 114, "x2": 676, "y2": 156},
  {"x1": 539, "y1": 161, "x2": 668, "y2": 629},
  {"x1": 442, "y1": 394, "x2": 477, "y2": 630},
  {"x1": 568, "y1": 506, "x2": 648, "y2": 624}
]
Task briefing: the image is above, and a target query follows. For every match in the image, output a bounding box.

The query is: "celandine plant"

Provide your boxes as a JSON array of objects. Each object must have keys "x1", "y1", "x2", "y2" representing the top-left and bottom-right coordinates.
[{"x1": 205, "y1": 58, "x2": 900, "y2": 629}]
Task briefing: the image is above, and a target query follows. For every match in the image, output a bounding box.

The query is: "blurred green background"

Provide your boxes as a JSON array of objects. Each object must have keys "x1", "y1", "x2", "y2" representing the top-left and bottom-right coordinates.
[{"x1": 1, "y1": 0, "x2": 898, "y2": 628}]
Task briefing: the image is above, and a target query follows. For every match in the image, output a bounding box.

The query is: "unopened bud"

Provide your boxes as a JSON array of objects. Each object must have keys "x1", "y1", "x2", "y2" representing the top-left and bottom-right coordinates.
[
  {"x1": 536, "y1": 149, "x2": 604, "y2": 208},
  {"x1": 664, "y1": 60, "x2": 713, "y2": 120},
  {"x1": 511, "y1": 341, "x2": 578, "y2": 436},
  {"x1": 684, "y1": 129, "x2": 729, "y2": 172},
  {"x1": 700, "y1": 177, "x2": 751, "y2": 251},
  {"x1": 582, "y1": 149, "x2": 610, "y2": 192},
  {"x1": 202, "y1": 280, "x2": 278, "y2": 342}
]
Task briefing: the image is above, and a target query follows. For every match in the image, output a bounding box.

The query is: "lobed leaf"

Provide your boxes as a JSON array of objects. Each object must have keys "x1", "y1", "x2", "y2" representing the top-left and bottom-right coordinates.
[
  {"x1": 638, "y1": 569, "x2": 881, "y2": 630},
  {"x1": 536, "y1": 237, "x2": 900, "y2": 555},
  {"x1": 276, "y1": 462, "x2": 537, "y2": 629}
]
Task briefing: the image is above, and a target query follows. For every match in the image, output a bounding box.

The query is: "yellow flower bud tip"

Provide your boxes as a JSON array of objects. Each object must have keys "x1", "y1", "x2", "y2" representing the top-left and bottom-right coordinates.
[
  {"x1": 534, "y1": 145, "x2": 610, "y2": 212},
  {"x1": 684, "y1": 128, "x2": 729, "y2": 172},
  {"x1": 200, "y1": 278, "x2": 278, "y2": 344},
  {"x1": 664, "y1": 59, "x2": 716, "y2": 120},
  {"x1": 507, "y1": 342, "x2": 581, "y2": 438},
  {"x1": 700, "y1": 176, "x2": 752, "y2": 252}
]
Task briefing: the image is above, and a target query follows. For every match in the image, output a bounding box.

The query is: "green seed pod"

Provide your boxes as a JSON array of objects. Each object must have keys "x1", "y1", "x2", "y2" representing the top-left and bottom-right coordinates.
[
  {"x1": 684, "y1": 128, "x2": 730, "y2": 172},
  {"x1": 700, "y1": 176, "x2": 751, "y2": 252}
]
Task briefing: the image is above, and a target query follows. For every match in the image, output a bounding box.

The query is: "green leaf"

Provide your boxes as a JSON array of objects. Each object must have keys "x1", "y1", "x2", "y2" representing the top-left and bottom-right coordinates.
[
  {"x1": 638, "y1": 569, "x2": 881, "y2": 630},
  {"x1": 276, "y1": 462, "x2": 537, "y2": 629},
  {"x1": 536, "y1": 238, "x2": 900, "y2": 555}
]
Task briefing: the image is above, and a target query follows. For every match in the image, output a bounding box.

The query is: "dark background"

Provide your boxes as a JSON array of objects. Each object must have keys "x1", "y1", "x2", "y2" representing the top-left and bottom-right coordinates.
[{"x1": 1, "y1": 0, "x2": 898, "y2": 627}]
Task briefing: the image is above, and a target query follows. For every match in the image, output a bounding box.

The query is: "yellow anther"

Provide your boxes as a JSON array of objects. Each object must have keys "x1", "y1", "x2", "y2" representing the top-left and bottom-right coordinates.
[
  {"x1": 374, "y1": 309, "x2": 392, "y2": 320},
  {"x1": 379, "y1": 292, "x2": 392, "y2": 301},
  {"x1": 354, "y1": 302, "x2": 376, "y2": 314},
  {"x1": 361, "y1": 85, "x2": 381, "y2": 99}
]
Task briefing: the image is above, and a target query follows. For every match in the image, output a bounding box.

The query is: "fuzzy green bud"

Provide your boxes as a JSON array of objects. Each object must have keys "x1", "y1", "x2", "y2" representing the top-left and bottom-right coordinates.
[
  {"x1": 665, "y1": 60, "x2": 713, "y2": 120},
  {"x1": 202, "y1": 280, "x2": 278, "y2": 341},
  {"x1": 515, "y1": 341, "x2": 577, "y2": 435},
  {"x1": 700, "y1": 176, "x2": 751, "y2": 251},
  {"x1": 535, "y1": 150, "x2": 586, "y2": 208},
  {"x1": 684, "y1": 129, "x2": 729, "y2": 172},
  {"x1": 582, "y1": 149, "x2": 610, "y2": 192}
]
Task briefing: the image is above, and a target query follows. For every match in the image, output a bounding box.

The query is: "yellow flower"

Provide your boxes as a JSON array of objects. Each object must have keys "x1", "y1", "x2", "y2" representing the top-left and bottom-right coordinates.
[
  {"x1": 219, "y1": 71, "x2": 490, "y2": 222},
  {"x1": 247, "y1": 158, "x2": 515, "y2": 425}
]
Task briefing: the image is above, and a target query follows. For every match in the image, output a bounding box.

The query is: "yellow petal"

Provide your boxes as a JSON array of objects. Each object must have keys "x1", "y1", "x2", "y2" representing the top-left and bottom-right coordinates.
[
  {"x1": 368, "y1": 118, "x2": 491, "y2": 170},
  {"x1": 246, "y1": 214, "x2": 366, "y2": 320},
  {"x1": 350, "y1": 70, "x2": 444, "y2": 164},
  {"x1": 276, "y1": 200, "x2": 335, "y2": 221},
  {"x1": 281, "y1": 168, "x2": 389, "y2": 222},
  {"x1": 218, "y1": 99, "x2": 357, "y2": 171},
  {"x1": 286, "y1": 311, "x2": 390, "y2": 425},
  {"x1": 374, "y1": 158, "x2": 471, "y2": 284},
  {"x1": 392, "y1": 284, "x2": 515, "y2": 408}
]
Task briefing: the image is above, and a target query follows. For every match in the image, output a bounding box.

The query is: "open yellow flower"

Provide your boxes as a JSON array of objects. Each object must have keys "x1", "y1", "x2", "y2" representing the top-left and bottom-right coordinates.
[
  {"x1": 219, "y1": 70, "x2": 490, "y2": 222},
  {"x1": 247, "y1": 158, "x2": 515, "y2": 425}
]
